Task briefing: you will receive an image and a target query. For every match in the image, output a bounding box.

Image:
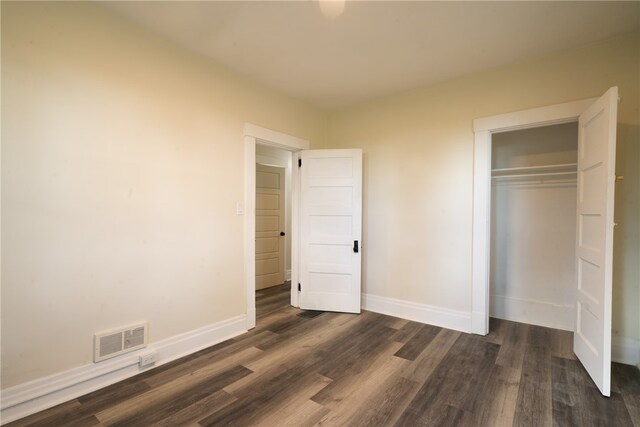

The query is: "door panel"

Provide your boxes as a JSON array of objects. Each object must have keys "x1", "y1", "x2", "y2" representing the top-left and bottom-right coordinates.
[
  {"x1": 299, "y1": 149, "x2": 362, "y2": 313},
  {"x1": 256, "y1": 164, "x2": 285, "y2": 289},
  {"x1": 574, "y1": 86, "x2": 618, "y2": 397}
]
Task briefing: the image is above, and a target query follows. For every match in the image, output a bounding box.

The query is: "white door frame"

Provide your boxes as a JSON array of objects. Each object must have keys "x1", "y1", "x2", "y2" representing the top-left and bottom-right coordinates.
[
  {"x1": 244, "y1": 123, "x2": 310, "y2": 330},
  {"x1": 470, "y1": 98, "x2": 596, "y2": 335}
]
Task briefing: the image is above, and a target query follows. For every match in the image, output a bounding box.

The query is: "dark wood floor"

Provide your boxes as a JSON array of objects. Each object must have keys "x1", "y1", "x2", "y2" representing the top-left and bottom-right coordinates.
[{"x1": 9, "y1": 283, "x2": 640, "y2": 426}]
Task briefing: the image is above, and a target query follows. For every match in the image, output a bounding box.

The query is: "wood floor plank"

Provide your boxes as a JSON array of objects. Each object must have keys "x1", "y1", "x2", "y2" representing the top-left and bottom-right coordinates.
[
  {"x1": 445, "y1": 336, "x2": 500, "y2": 415},
  {"x1": 255, "y1": 311, "x2": 351, "y2": 352},
  {"x1": 228, "y1": 314, "x2": 361, "y2": 383},
  {"x1": 393, "y1": 323, "x2": 441, "y2": 361},
  {"x1": 155, "y1": 390, "x2": 237, "y2": 427},
  {"x1": 198, "y1": 360, "x2": 332, "y2": 426},
  {"x1": 612, "y1": 363, "x2": 640, "y2": 425},
  {"x1": 316, "y1": 324, "x2": 398, "y2": 380},
  {"x1": 386, "y1": 316, "x2": 410, "y2": 331},
  {"x1": 110, "y1": 366, "x2": 250, "y2": 427},
  {"x1": 391, "y1": 320, "x2": 423, "y2": 343},
  {"x1": 143, "y1": 335, "x2": 269, "y2": 388},
  {"x1": 312, "y1": 343, "x2": 408, "y2": 425},
  {"x1": 96, "y1": 365, "x2": 252, "y2": 426},
  {"x1": 311, "y1": 341, "x2": 406, "y2": 411},
  {"x1": 252, "y1": 373, "x2": 331, "y2": 427},
  {"x1": 494, "y1": 319, "x2": 529, "y2": 369},
  {"x1": 552, "y1": 357, "x2": 634, "y2": 426},
  {"x1": 514, "y1": 325, "x2": 553, "y2": 427},
  {"x1": 399, "y1": 328, "x2": 461, "y2": 383},
  {"x1": 346, "y1": 376, "x2": 419, "y2": 427},
  {"x1": 394, "y1": 334, "x2": 499, "y2": 426},
  {"x1": 481, "y1": 316, "x2": 509, "y2": 345},
  {"x1": 550, "y1": 328, "x2": 577, "y2": 361},
  {"x1": 475, "y1": 363, "x2": 521, "y2": 427}
]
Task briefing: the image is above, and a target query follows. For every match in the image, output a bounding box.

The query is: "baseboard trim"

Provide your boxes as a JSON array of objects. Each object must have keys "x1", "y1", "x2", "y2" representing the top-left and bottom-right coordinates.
[
  {"x1": 362, "y1": 293, "x2": 471, "y2": 333},
  {"x1": 612, "y1": 337, "x2": 640, "y2": 366},
  {"x1": 0, "y1": 315, "x2": 247, "y2": 424},
  {"x1": 285, "y1": 269, "x2": 292, "y2": 281},
  {"x1": 490, "y1": 294, "x2": 574, "y2": 331}
]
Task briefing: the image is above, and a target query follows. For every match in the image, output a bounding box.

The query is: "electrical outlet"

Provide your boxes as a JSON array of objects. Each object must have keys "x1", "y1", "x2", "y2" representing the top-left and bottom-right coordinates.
[{"x1": 139, "y1": 351, "x2": 158, "y2": 368}]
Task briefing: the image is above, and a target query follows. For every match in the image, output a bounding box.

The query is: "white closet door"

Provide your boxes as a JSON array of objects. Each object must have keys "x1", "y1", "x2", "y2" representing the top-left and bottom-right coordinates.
[
  {"x1": 574, "y1": 86, "x2": 618, "y2": 397},
  {"x1": 299, "y1": 149, "x2": 362, "y2": 313}
]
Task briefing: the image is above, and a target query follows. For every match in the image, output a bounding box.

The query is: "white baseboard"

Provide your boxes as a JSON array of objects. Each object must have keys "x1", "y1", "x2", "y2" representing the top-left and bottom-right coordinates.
[
  {"x1": 0, "y1": 315, "x2": 247, "y2": 425},
  {"x1": 612, "y1": 337, "x2": 640, "y2": 366},
  {"x1": 362, "y1": 293, "x2": 471, "y2": 333},
  {"x1": 490, "y1": 294, "x2": 574, "y2": 331},
  {"x1": 285, "y1": 269, "x2": 292, "y2": 281}
]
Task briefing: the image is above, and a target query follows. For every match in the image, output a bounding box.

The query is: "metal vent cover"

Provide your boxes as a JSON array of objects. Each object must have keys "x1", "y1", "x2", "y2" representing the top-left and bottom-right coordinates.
[{"x1": 94, "y1": 322, "x2": 148, "y2": 362}]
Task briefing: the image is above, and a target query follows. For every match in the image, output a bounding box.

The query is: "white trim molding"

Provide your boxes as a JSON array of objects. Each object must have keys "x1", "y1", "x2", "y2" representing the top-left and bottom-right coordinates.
[
  {"x1": 612, "y1": 337, "x2": 640, "y2": 367},
  {"x1": 471, "y1": 97, "x2": 596, "y2": 335},
  {"x1": 473, "y1": 98, "x2": 596, "y2": 133},
  {"x1": 244, "y1": 123, "x2": 309, "y2": 151},
  {"x1": 0, "y1": 315, "x2": 247, "y2": 424},
  {"x1": 362, "y1": 294, "x2": 471, "y2": 333},
  {"x1": 244, "y1": 124, "x2": 309, "y2": 327}
]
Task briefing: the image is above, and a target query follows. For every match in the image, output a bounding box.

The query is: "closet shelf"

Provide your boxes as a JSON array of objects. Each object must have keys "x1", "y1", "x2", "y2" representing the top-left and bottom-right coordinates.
[{"x1": 491, "y1": 163, "x2": 577, "y2": 180}]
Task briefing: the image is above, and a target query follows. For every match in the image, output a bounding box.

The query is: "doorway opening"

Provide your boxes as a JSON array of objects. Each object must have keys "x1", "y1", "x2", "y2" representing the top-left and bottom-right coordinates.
[
  {"x1": 489, "y1": 122, "x2": 578, "y2": 331},
  {"x1": 470, "y1": 97, "x2": 596, "y2": 335},
  {"x1": 472, "y1": 88, "x2": 619, "y2": 396},
  {"x1": 255, "y1": 146, "x2": 292, "y2": 322},
  {"x1": 243, "y1": 123, "x2": 309, "y2": 331}
]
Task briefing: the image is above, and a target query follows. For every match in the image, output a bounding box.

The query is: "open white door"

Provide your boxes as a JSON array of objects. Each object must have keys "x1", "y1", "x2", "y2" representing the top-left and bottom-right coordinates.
[
  {"x1": 299, "y1": 149, "x2": 362, "y2": 313},
  {"x1": 574, "y1": 86, "x2": 618, "y2": 396}
]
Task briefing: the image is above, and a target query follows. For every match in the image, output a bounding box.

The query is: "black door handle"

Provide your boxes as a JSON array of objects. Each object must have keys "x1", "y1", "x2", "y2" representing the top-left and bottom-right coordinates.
[
  {"x1": 280, "y1": 231, "x2": 285, "y2": 236},
  {"x1": 353, "y1": 240, "x2": 359, "y2": 253}
]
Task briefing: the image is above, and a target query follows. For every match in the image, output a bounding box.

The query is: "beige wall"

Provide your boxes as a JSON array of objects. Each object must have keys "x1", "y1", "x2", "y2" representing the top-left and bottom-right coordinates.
[
  {"x1": 1, "y1": 2, "x2": 323, "y2": 388},
  {"x1": 322, "y1": 31, "x2": 640, "y2": 341}
]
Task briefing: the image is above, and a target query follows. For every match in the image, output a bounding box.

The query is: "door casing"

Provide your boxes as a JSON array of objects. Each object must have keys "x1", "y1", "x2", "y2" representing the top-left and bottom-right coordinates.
[
  {"x1": 244, "y1": 123, "x2": 309, "y2": 330},
  {"x1": 471, "y1": 97, "x2": 596, "y2": 335}
]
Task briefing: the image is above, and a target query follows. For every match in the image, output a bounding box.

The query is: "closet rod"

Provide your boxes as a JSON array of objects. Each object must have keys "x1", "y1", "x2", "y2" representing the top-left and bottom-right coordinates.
[
  {"x1": 492, "y1": 171, "x2": 577, "y2": 180},
  {"x1": 491, "y1": 163, "x2": 577, "y2": 174}
]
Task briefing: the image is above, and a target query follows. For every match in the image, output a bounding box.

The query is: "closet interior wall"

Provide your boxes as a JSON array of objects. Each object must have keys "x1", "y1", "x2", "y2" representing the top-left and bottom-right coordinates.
[{"x1": 490, "y1": 122, "x2": 579, "y2": 331}]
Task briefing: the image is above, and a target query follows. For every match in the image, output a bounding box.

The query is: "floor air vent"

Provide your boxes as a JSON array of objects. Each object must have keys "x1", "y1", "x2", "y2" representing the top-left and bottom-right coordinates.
[{"x1": 94, "y1": 322, "x2": 148, "y2": 362}]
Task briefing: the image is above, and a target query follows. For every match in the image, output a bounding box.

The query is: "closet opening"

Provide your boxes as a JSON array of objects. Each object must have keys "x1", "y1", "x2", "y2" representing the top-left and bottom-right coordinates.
[{"x1": 489, "y1": 122, "x2": 578, "y2": 331}]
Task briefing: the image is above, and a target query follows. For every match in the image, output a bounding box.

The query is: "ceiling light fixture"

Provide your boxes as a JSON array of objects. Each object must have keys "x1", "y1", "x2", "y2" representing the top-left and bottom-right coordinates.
[{"x1": 318, "y1": 0, "x2": 346, "y2": 19}]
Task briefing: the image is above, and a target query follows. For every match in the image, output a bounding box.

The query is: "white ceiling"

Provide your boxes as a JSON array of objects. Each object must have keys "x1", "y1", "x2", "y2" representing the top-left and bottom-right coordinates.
[{"x1": 102, "y1": 1, "x2": 640, "y2": 110}]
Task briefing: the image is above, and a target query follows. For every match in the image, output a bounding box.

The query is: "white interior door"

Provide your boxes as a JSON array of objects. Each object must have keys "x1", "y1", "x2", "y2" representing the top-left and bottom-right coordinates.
[
  {"x1": 299, "y1": 149, "x2": 362, "y2": 313},
  {"x1": 255, "y1": 164, "x2": 285, "y2": 289},
  {"x1": 574, "y1": 86, "x2": 618, "y2": 396}
]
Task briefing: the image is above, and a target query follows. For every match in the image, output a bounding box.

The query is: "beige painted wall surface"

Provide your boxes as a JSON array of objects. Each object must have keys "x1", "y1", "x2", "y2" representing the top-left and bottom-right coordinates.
[
  {"x1": 1, "y1": 2, "x2": 323, "y2": 388},
  {"x1": 323, "y1": 31, "x2": 640, "y2": 341}
]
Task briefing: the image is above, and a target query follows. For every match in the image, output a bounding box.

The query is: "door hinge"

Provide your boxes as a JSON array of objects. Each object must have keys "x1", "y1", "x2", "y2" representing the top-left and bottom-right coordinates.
[
  {"x1": 298, "y1": 283, "x2": 301, "y2": 291},
  {"x1": 298, "y1": 158, "x2": 302, "y2": 167}
]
